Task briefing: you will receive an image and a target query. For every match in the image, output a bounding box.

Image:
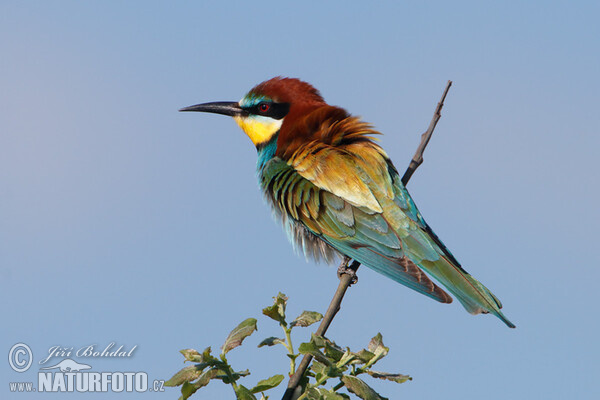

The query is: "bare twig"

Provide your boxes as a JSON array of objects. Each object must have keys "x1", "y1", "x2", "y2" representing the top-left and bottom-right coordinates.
[
  {"x1": 282, "y1": 81, "x2": 452, "y2": 400},
  {"x1": 401, "y1": 80, "x2": 452, "y2": 186}
]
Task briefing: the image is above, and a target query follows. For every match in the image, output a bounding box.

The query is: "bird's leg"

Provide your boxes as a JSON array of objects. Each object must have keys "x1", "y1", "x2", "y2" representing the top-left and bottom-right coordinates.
[{"x1": 337, "y1": 256, "x2": 359, "y2": 285}]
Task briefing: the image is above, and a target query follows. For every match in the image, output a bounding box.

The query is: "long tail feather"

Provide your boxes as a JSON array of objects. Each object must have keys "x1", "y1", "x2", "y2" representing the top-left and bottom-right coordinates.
[{"x1": 419, "y1": 255, "x2": 516, "y2": 328}]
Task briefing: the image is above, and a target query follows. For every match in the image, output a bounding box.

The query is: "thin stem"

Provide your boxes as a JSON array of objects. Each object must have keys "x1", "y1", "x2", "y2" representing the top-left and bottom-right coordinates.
[
  {"x1": 283, "y1": 326, "x2": 296, "y2": 375},
  {"x1": 313, "y1": 374, "x2": 331, "y2": 388},
  {"x1": 295, "y1": 390, "x2": 309, "y2": 400},
  {"x1": 219, "y1": 355, "x2": 239, "y2": 392},
  {"x1": 401, "y1": 80, "x2": 452, "y2": 186}
]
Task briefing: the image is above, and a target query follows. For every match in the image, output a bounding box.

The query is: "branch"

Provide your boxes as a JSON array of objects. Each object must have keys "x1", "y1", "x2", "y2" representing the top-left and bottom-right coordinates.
[
  {"x1": 401, "y1": 80, "x2": 452, "y2": 186},
  {"x1": 282, "y1": 81, "x2": 452, "y2": 400},
  {"x1": 282, "y1": 260, "x2": 360, "y2": 400}
]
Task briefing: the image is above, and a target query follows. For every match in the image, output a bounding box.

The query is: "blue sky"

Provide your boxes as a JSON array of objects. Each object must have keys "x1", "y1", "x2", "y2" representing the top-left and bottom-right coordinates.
[{"x1": 2, "y1": 1, "x2": 599, "y2": 399}]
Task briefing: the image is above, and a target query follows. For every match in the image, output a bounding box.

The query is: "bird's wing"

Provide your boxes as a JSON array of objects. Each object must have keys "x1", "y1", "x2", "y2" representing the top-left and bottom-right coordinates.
[
  {"x1": 264, "y1": 131, "x2": 514, "y2": 327},
  {"x1": 261, "y1": 143, "x2": 452, "y2": 303}
]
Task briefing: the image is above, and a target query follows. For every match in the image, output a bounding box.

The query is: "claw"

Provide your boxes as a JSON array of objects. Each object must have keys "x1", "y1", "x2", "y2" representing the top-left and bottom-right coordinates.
[{"x1": 337, "y1": 257, "x2": 359, "y2": 285}]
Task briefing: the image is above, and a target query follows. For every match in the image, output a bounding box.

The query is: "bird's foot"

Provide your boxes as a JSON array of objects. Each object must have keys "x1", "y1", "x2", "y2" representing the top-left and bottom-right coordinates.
[{"x1": 337, "y1": 257, "x2": 359, "y2": 285}]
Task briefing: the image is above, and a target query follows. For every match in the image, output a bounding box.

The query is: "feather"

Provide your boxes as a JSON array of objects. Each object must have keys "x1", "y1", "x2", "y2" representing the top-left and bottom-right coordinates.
[{"x1": 256, "y1": 108, "x2": 514, "y2": 327}]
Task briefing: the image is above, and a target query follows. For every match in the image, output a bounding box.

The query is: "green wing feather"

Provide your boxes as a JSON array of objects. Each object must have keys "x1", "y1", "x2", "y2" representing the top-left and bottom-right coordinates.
[
  {"x1": 261, "y1": 156, "x2": 452, "y2": 303},
  {"x1": 260, "y1": 117, "x2": 514, "y2": 327}
]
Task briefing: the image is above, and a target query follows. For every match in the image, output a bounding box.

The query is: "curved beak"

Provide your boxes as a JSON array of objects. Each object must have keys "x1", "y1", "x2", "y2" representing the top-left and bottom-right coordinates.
[{"x1": 179, "y1": 101, "x2": 246, "y2": 117}]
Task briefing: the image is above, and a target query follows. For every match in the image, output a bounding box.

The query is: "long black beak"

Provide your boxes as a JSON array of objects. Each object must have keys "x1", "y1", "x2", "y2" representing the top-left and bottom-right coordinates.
[{"x1": 179, "y1": 101, "x2": 246, "y2": 117}]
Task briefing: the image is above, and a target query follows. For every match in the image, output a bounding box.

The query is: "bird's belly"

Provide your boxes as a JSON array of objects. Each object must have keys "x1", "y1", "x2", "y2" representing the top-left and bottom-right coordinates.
[{"x1": 261, "y1": 185, "x2": 340, "y2": 264}]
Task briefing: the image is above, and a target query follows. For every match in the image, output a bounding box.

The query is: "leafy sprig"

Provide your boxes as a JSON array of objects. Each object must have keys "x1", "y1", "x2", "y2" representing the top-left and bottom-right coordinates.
[{"x1": 166, "y1": 293, "x2": 410, "y2": 400}]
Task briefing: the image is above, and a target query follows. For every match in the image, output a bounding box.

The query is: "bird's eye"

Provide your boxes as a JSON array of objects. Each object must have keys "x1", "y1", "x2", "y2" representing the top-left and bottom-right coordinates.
[{"x1": 258, "y1": 103, "x2": 271, "y2": 113}]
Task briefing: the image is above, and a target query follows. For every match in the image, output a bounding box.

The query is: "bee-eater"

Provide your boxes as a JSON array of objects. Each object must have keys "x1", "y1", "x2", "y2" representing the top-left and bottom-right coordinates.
[{"x1": 181, "y1": 77, "x2": 515, "y2": 328}]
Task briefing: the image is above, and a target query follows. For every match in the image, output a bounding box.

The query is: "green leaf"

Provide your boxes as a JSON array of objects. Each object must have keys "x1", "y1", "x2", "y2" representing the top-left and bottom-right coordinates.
[
  {"x1": 222, "y1": 318, "x2": 258, "y2": 355},
  {"x1": 178, "y1": 369, "x2": 221, "y2": 400},
  {"x1": 306, "y1": 387, "x2": 350, "y2": 400},
  {"x1": 290, "y1": 311, "x2": 323, "y2": 328},
  {"x1": 258, "y1": 337, "x2": 286, "y2": 348},
  {"x1": 324, "y1": 341, "x2": 345, "y2": 363},
  {"x1": 366, "y1": 371, "x2": 412, "y2": 384},
  {"x1": 217, "y1": 369, "x2": 251, "y2": 384},
  {"x1": 352, "y1": 349, "x2": 375, "y2": 364},
  {"x1": 235, "y1": 384, "x2": 258, "y2": 400},
  {"x1": 367, "y1": 334, "x2": 387, "y2": 356},
  {"x1": 179, "y1": 349, "x2": 202, "y2": 363},
  {"x1": 310, "y1": 360, "x2": 328, "y2": 380},
  {"x1": 165, "y1": 365, "x2": 204, "y2": 387},
  {"x1": 179, "y1": 347, "x2": 219, "y2": 365},
  {"x1": 334, "y1": 393, "x2": 351, "y2": 400},
  {"x1": 180, "y1": 381, "x2": 198, "y2": 400},
  {"x1": 201, "y1": 347, "x2": 220, "y2": 364},
  {"x1": 336, "y1": 349, "x2": 357, "y2": 367},
  {"x1": 250, "y1": 374, "x2": 284, "y2": 393},
  {"x1": 365, "y1": 333, "x2": 389, "y2": 367},
  {"x1": 310, "y1": 334, "x2": 326, "y2": 348},
  {"x1": 298, "y1": 341, "x2": 332, "y2": 366},
  {"x1": 262, "y1": 293, "x2": 288, "y2": 325},
  {"x1": 340, "y1": 375, "x2": 388, "y2": 400},
  {"x1": 195, "y1": 368, "x2": 221, "y2": 387},
  {"x1": 305, "y1": 387, "x2": 322, "y2": 400},
  {"x1": 308, "y1": 359, "x2": 343, "y2": 381}
]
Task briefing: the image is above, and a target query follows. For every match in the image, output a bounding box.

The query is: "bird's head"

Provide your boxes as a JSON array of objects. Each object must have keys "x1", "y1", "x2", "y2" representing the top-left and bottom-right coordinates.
[{"x1": 180, "y1": 77, "x2": 326, "y2": 147}]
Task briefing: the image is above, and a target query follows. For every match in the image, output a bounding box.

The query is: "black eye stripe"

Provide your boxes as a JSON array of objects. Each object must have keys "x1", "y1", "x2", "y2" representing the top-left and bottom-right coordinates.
[{"x1": 245, "y1": 102, "x2": 290, "y2": 120}]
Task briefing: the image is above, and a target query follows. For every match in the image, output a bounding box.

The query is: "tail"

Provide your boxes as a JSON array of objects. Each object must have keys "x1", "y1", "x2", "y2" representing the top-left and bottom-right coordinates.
[
  {"x1": 358, "y1": 243, "x2": 515, "y2": 328},
  {"x1": 420, "y1": 255, "x2": 515, "y2": 328},
  {"x1": 320, "y1": 223, "x2": 515, "y2": 327}
]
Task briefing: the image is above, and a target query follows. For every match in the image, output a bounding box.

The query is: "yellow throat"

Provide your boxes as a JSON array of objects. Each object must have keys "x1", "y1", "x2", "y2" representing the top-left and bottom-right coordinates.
[{"x1": 234, "y1": 115, "x2": 282, "y2": 146}]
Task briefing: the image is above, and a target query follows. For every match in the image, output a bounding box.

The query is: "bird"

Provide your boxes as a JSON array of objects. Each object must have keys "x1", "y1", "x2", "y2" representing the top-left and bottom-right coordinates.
[{"x1": 180, "y1": 77, "x2": 515, "y2": 328}]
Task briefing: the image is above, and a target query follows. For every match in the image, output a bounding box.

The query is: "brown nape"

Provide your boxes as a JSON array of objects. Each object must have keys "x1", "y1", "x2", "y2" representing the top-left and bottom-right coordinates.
[{"x1": 276, "y1": 105, "x2": 381, "y2": 160}]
